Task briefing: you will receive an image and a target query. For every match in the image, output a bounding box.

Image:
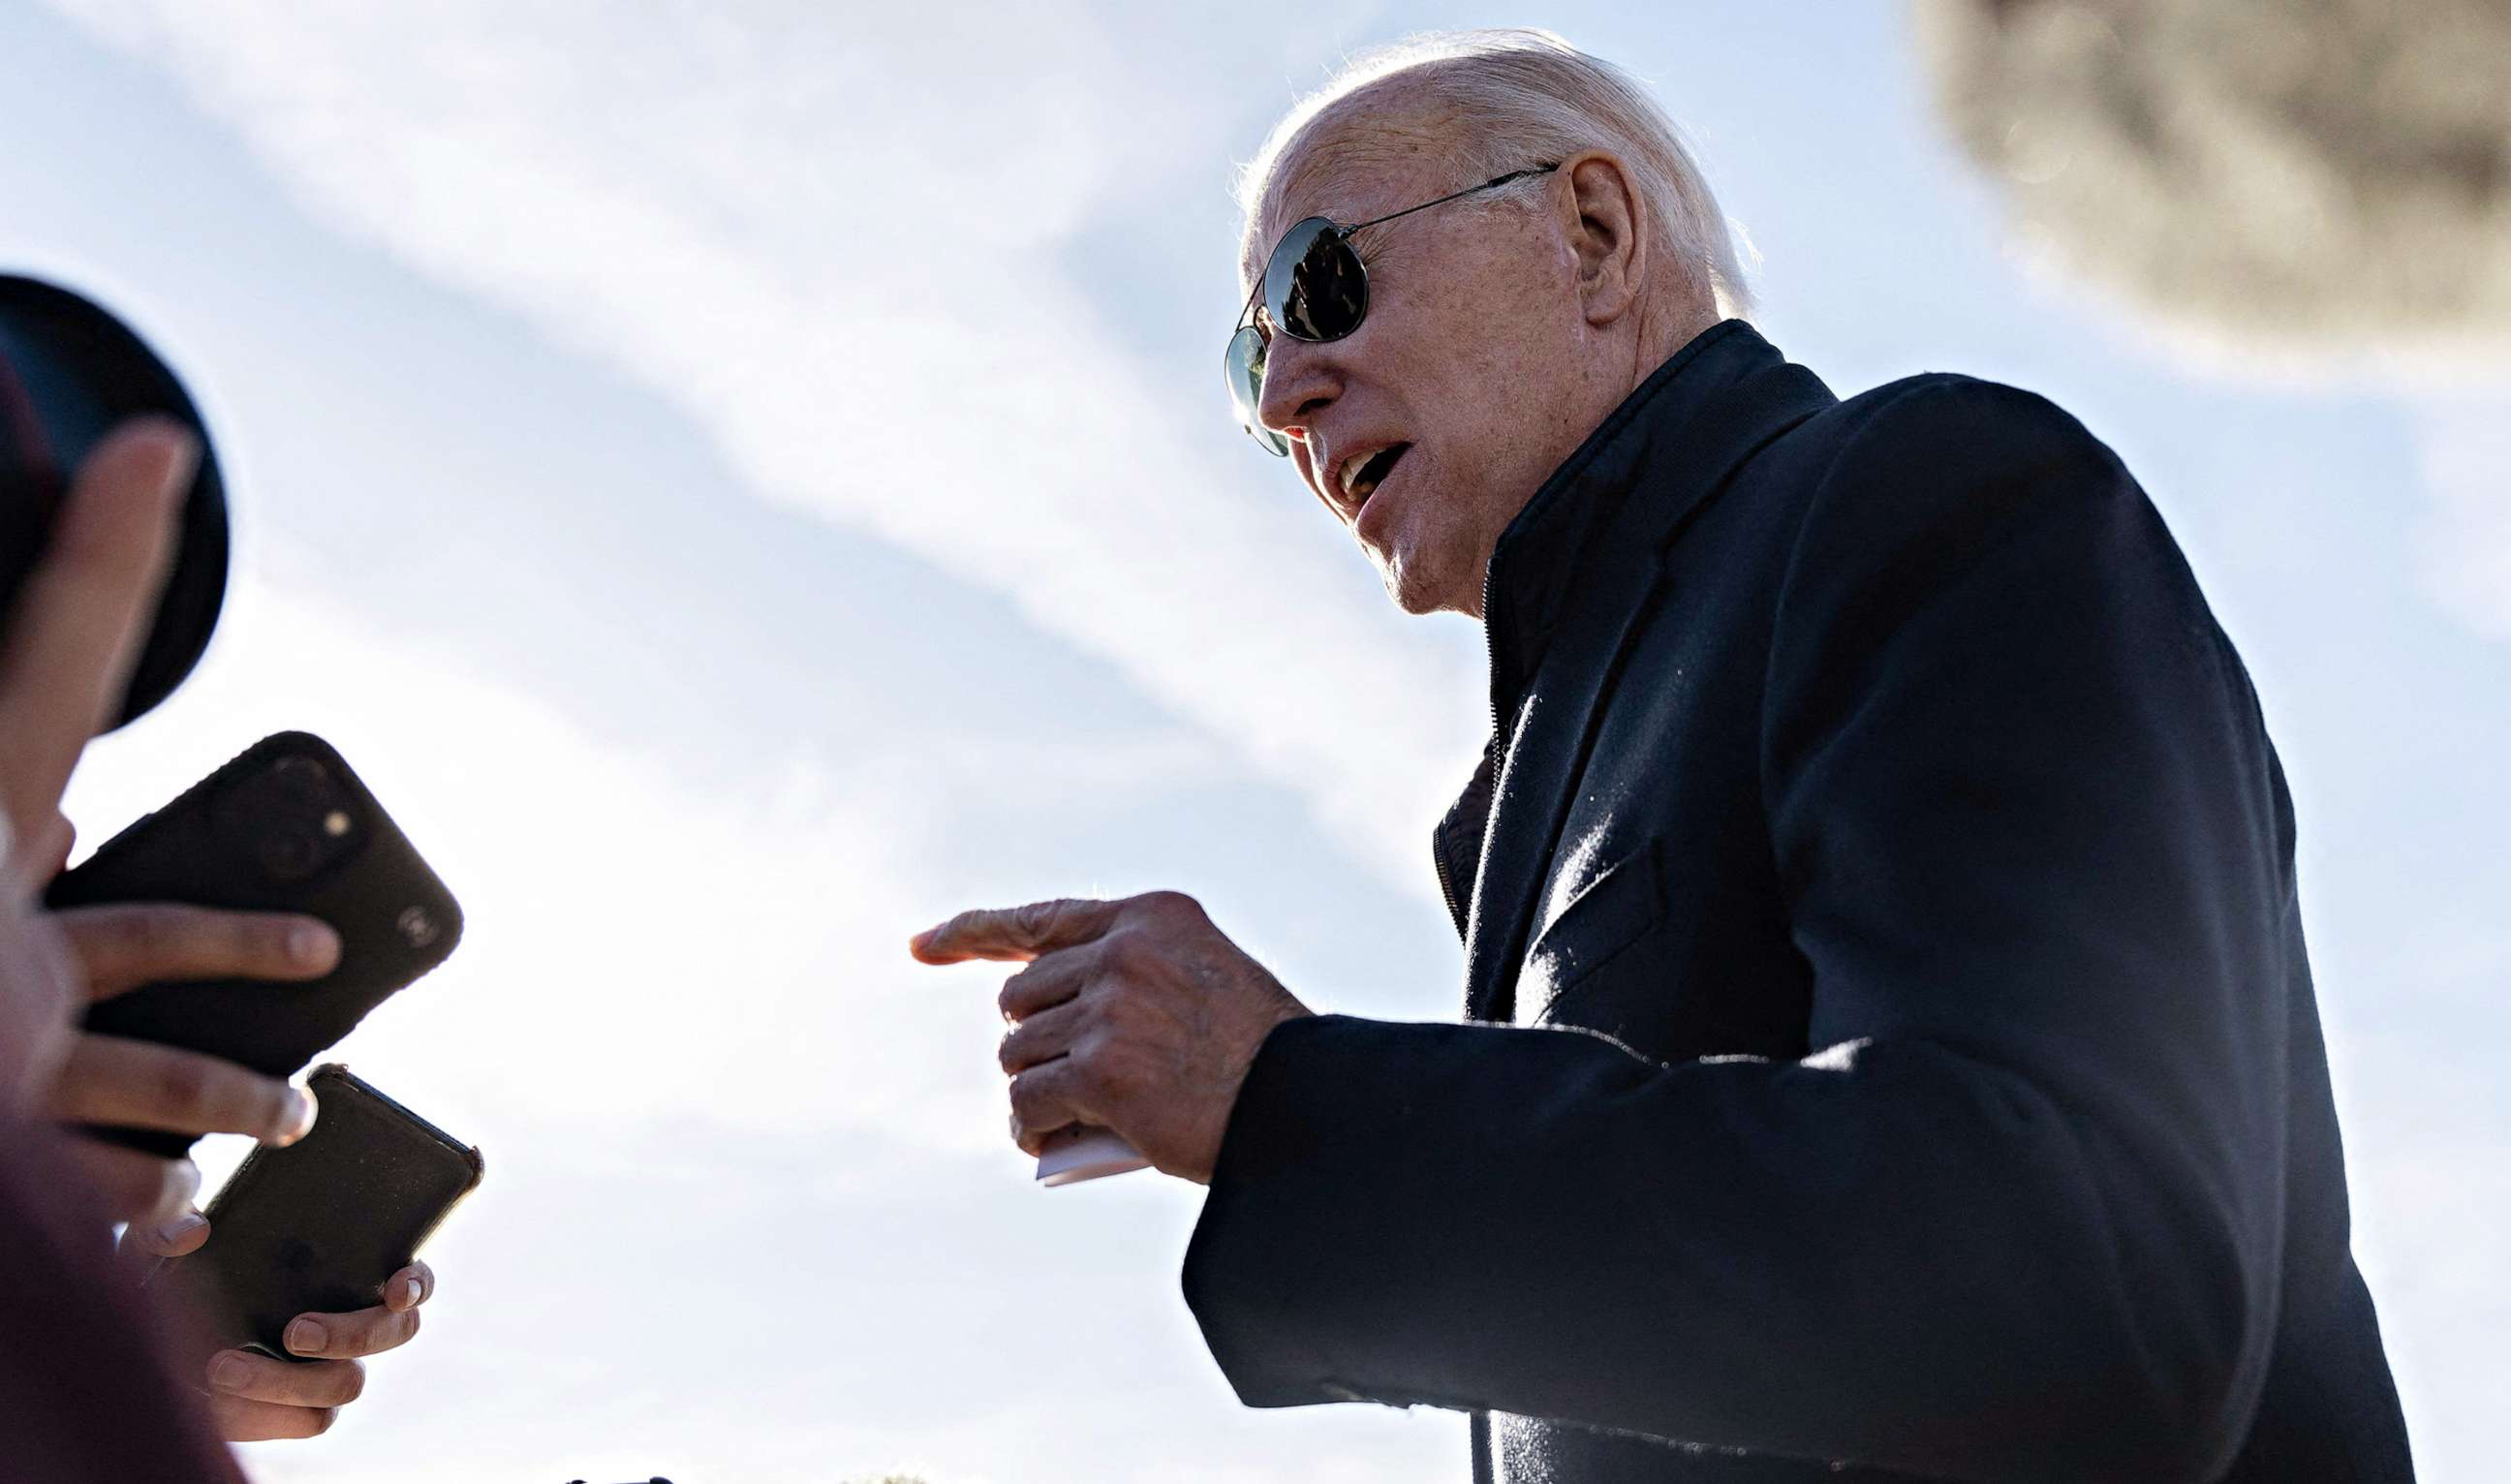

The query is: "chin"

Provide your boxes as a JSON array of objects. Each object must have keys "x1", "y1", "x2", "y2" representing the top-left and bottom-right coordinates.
[
  {"x1": 1366, "y1": 501, "x2": 1477, "y2": 616},
  {"x1": 1374, "y1": 547, "x2": 1464, "y2": 616},
  {"x1": 1380, "y1": 572, "x2": 1444, "y2": 616}
]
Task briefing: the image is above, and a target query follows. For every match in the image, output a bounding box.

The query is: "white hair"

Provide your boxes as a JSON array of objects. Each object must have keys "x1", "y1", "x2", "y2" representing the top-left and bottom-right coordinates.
[{"x1": 1235, "y1": 29, "x2": 1757, "y2": 318}]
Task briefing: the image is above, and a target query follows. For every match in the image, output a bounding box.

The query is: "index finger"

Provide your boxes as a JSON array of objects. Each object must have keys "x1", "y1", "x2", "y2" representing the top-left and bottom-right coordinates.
[
  {"x1": 57, "y1": 903, "x2": 342, "y2": 1000},
  {"x1": 0, "y1": 420, "x2": 194, "y2": 843},
  {"x1": 909, "y1": 898, "x2": 1119, "y2": 965}
]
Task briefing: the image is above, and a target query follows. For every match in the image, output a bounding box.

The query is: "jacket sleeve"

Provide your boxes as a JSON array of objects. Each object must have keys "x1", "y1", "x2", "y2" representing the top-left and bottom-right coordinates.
[{"x1": 1181, "y1": 381, "x2": 2290, "y2": 1484}]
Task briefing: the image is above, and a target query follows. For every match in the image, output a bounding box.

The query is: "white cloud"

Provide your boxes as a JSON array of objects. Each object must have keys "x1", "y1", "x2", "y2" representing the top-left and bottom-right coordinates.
[
  {"x1": 2410, "y1": 397, "x2": 2511, "y2": 641},
  {"x1": 44, "y1": 0, "x2": 1484, "y2": 895},
  {"x1": 68, "y1": 568, "x2": 1076, "y2": 1156}
]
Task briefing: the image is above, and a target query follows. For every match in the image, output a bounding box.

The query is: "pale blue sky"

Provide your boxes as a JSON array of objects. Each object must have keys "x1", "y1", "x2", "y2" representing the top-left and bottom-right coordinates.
[{"x1": 5, "y1": 4, "x2": 2502, "y2": 1481}]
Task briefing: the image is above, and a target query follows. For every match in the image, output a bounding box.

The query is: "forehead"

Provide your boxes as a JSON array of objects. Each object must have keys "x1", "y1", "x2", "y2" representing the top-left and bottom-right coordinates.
[{"x1": 1242, "y1": 88, "x2": 1459, "y2": 285}]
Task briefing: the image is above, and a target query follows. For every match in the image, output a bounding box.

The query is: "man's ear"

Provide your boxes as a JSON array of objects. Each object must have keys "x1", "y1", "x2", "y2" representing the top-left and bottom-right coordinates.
[{"x1": 1564, "y1": 151, "x2": 1647, "y2": 327}]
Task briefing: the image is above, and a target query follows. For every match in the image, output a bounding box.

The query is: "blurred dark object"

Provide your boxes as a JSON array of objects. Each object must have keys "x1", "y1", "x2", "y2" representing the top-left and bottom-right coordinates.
[
  {"x1": 0, "y1": 274, "x2": 230, "y2": 727},
  {"x1": 1917, "y1": 0, "x2": 2511, "y2": 356}
]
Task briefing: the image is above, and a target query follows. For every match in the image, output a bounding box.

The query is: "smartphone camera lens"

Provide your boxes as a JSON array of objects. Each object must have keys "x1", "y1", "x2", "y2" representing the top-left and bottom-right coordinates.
[
  {"x1": 236, "y1": 752, "x2": 359, "y2": 883},
  {"x1": 272, "y1": 756, "x2": 329, "y2": 794},
  {"x1": 259, "y1": 829, "x2": 325, "y2": 882}
]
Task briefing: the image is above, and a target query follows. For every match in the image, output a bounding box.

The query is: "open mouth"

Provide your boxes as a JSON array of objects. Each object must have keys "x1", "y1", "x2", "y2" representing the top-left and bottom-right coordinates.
[{"x1": 1343, "y1": 444, "x2": 1411, "y2": 509}]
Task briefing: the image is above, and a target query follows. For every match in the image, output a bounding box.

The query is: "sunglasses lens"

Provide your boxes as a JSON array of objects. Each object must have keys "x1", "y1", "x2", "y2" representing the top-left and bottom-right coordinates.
[
  {"x1": 1267, "y1": 219, "x2": 1367, "y2": 342},
  {"x1": 1224, "y1": 324, "x2": 1286, "y2": 455}
]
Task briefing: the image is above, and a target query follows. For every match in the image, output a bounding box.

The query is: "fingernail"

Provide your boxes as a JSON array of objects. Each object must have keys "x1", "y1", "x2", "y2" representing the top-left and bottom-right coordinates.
[
  {"x1": 291, "y1": 921, "x2": 340, "y2": 968},
  {"x1": 287, "y1": 1319, "x2": 326, "y2": 1353},
  {"x1": 207, "y1": 1354, "x2": 250, "y2": 1391},
  {"x1": 158, "y1": 1212, "x2": 207, "y2": 1245},
  {"x1": 279, "y1": 1088, "x2": 318, "y2": 1144},
  {"x1": 403, "y1": 1276, "x2": 423, "y2": 1308}
]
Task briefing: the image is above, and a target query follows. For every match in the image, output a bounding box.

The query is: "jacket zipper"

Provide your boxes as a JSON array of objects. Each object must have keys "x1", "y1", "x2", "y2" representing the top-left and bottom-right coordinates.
[
  {"x1": 1434, "y1": 827, "x2": 1467, "y2": 938},
  {"x1": 1438, "y1": 557, "x2": 1507, "y2": 944}
]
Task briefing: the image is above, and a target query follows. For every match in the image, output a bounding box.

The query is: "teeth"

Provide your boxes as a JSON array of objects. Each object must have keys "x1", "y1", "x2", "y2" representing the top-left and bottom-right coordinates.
[{"x1": 1343, "y1": 446, "x2": 1404, "y2": 502}]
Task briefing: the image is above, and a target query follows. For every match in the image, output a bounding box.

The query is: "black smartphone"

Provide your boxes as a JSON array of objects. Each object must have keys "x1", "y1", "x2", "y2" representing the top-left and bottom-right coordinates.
[
  {"x1": 149, "y1": 1064, "x2": 482, "y2": 1360},
  {"x1": 45, "y1": 731, "x2": 464, "y2": 1157}
]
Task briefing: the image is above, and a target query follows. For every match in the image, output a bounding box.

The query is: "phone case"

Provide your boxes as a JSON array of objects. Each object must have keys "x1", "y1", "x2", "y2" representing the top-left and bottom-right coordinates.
[
  {"x1": 151, "y1": 1064, "x2": 482, "y2": 1360},
  {"x1": 45, "y1": 731, "x2": 464, "y2": 1156}
]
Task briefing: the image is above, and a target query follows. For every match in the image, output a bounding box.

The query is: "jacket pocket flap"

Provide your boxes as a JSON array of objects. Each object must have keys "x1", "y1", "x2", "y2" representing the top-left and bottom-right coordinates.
[{"x1": 1522, "y1": 843, "x2": 1663, "y2": 1016}]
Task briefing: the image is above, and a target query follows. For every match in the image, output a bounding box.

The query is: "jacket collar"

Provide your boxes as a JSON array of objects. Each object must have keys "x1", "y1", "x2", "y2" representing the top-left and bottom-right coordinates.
[
  {"x1": 1480, "y1": 319, "x2": 1778, "y2": 725},
  {"x1": 1436, "y1": 323, "x2": 1834, "y2": 1012}
]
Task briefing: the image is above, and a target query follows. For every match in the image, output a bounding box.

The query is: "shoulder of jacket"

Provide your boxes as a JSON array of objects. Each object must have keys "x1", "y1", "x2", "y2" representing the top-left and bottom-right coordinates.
[
  {"x1": 1810, "y1": 372, "x2": 2105, "y2": 454},
  {"x1": 1765, "y1": 374, "x2": 2135, "y2": 536}
]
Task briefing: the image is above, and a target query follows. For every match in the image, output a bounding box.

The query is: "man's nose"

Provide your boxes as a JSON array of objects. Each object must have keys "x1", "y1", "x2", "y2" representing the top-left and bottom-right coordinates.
[{"x1": 1255, "y1": 333, "x2": 1339, "y2": 442}]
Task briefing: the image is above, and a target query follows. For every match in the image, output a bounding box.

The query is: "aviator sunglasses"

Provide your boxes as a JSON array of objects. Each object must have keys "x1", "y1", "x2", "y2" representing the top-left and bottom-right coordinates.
[{"x1": 1224, "y1": 164, "x2": 1559, "y2": 455}]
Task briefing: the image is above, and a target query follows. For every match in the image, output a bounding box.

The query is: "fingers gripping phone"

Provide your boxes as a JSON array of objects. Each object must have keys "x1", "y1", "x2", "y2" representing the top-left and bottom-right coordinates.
[
  {"x1": 151, "y1": 1064, "x2": 482, "y2": 1360},
  {"x1": 45, "y1": 732, "x2": 464, "y2": 1157}
]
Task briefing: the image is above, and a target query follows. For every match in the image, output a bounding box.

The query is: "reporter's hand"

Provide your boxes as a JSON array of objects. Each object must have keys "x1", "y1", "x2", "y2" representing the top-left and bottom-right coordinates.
[
  {"x1": 0, "y1": 419, "x2": 193, "y2": 1110},
  {"x1": 0, "y1": 418, "x2": 193, "y2": 890},
  {"x1": 911, "y1": 891, "x2": 1310, "y2": 1183},
  {"x1": 49, "y1": 903, "x2": 335, "y2": 1231},
  {"x1": 181, "y1": 1255, "x2": 435, "y2": 1441}
]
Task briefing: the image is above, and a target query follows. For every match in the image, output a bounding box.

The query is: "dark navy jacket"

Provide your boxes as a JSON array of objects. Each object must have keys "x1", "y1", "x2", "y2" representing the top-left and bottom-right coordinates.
[{"x1": 1182, "y1": 323, "x2": 2413, "y2": 1483}]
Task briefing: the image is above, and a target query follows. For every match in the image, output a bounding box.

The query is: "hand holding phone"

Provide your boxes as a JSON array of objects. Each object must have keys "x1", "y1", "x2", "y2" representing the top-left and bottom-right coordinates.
[
  {"x1": 150, "y1": 1064, "x2": 480, "y2": 1363},
  {"x1": 42, "y1": 903, "x2": 333, "y2": 1228},
  {"x1": 46, "y1": 732, "x2": 464, "y2": 1159}
]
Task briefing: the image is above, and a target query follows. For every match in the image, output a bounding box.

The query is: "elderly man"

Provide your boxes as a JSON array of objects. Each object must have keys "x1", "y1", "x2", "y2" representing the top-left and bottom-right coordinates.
[{"x1": 913, "y1": 29, "x2": 2413, "y2": 1484}]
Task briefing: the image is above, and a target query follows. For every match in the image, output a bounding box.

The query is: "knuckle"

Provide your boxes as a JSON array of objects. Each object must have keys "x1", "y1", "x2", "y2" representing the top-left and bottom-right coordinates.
[
  {"x1": 244, "y1": 914, "x2": 295, "y2": 966},
  {"x1": 1069, "y1": 1045, "x2": 1112, "y2": 1097},
  {"x1": 1135, "y1": 889, "x2": 1201, "y2": 922},
  {"x1": 150, "y1": 1055, "x2": 214, "y2": 1118},
  {"x1": 995, "y1": 968, "x2": 1031, "y2": 1021},
  {"x1": 1101, "y1": 932, "x2": 1155, "y2": 978},
  {"x1": 1009, "y1": 1067, "x2": 1058, "y2": 1124},
  {"x1": 1012, "y1": 899, "x2": 1063, "y2": 941},
  {"x1": 120, "y1": 906, "x2": 176, "y2": 958},
  {"x1": 1089, "y1": 1039, "x2": 1143, "y2": 1097}
]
